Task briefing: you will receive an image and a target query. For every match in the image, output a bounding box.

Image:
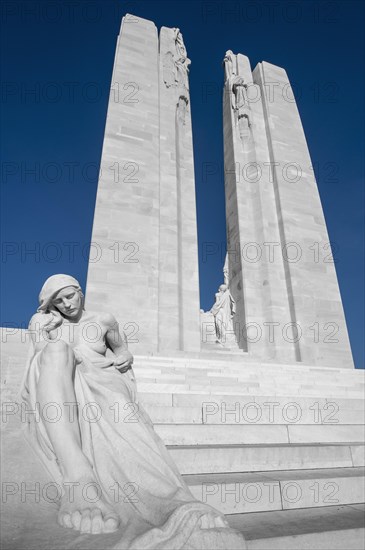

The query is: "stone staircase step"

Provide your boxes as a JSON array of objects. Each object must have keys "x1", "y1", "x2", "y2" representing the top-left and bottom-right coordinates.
[
  {"x1": 137, "y1": 381, "x2": 364, "y2": 398},
  {"x1": 2, "y1": 338, "x2": 364, "y2": 378},
  {"x1": 183, "y1": 467, "x2": 365, "y2": 515},
  {"x1": 133, "y1": 361, "x2": 363, "y2": 378},
  {"x1": 139, "y1": 391, "x2": 364, "y2": 412},
  {"x1": 144, "y1": 404, "x2": 203, "y2": 424},
  {"x1": 134, "y1": 354, "x2": 364, "y2": 374},
  {"x1": 155, "y1": 423, "x2": 365, "y2": 446},
  {"x1": 134, "y1": 356, "x2": 364, "y2": 378},
  {"x1": 136, "y1": 376, "x2": 364, "y2": 395},
  {"x1": 142, "y1": 402, "x2": 364, "y2": 425},
  {"x1": 133, "y1": 363, "x2": 364, "y2": 386},
  {"x1": 3, "y1": 346, "x2": 364, "y2": 398},
  {"x1": 167, "y1": 443, "x2": 365, "y2": 474},
  {"x1": 288, "y1": 425, "x2": 365, "y2": 444},
  {"x1": 227, "y1": 504, "x2": 365, "y2": 549}
]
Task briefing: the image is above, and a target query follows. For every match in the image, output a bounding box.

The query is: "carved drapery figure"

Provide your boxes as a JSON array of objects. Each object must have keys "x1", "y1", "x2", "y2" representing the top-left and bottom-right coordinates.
[
  {"x1": 223, "y1": 49, "x2": 237, "y2": 82},
  {"x1": 177, "y1": 95, "x2": 189, "y2": 126},
  {"x1": 163, "y1": 28, "x2": 191, "y2": 131},
  {"x1": 232, "y1": 77, "x2": 251, "y2": 137},
  {"x1": 163, "y1": 28, "x2": 190, "y2": 97},
  {"x1": 20, "y1": 274, "x2": 246, "y2": 549},
  {"x1": 210, "y1": 284, "x2": 236, "y2": 346},
  {"x1": 174, "y1": 28, "x2": 190, "y2": 94},
  {"x1": 223, "y1": 51, "x2": 252, "y2": 145},
  {"x1": 162, "y1": 51, "x2": 176, "y2": 88},
  {"x1": 232, "y1": 77, "x2": 247, "y2": 112},
  {"x1": 231, "y1": 76, "x2": 252, "y2": 145}
]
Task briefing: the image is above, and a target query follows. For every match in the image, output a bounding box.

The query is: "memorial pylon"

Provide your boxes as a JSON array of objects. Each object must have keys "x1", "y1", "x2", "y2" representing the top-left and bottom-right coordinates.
[
  {"x1": 85, "y1": 16, "x2": 201, "y2": 353},
  {"x1": 1, "y1": 14, "x2": 363, "y2": 550},
  {"x1": 222, "y1": 52, "x2": 354, "y2": 368}
]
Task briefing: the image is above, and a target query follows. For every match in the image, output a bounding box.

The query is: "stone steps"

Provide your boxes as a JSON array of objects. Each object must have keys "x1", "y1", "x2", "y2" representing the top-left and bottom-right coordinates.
[
  {"x1": 133, "y1": 355, "x2": 365, "y2": 544},
  {"x1": 136, "y1": 376, "x2": 364, "y2": 392},
  {"x1": 167, "y1": 443, "x2": 365, "y2": 474},
  {"x1": 134, "y1": 376, "x2": 364, "y2": 392},
  {"x1": 133, "y1": 359, "x2": 364, "y2": 379},
  {"x1": 132, "y1": 361, "x2": 365, "y2": 397},
  {"x1": 134, "y1": 356, "x2": 364, "y2": 381},
  {"x1": 1, "y1": 336, "x2": 364, "y2": 548},
  {"x1": 4, "y1": 348, "x2": 364, "y2": 399},
  {"x1": 142, "y1": 402, "x2": 364, "y2": 425},
  {"x1": 137, "y1": 381, "x2": 364, "y2": 399},
  {"x1": 2, "y1": 337, "x2": 362, "y2": 371},
  {"x1": 5, "y1": 347, "x2": 364, "y2": 379},
  {"x1": 227, "y1": 504, "x2": 365, "y2": 549},
  {"x1": 183, "y1": 467, "x2": 365, "y2": 515},
  {"x1": 154, "y1": 423, "x2": 365, "y2": 446},
  {"x1": 133, "y1": 363, "x2": 364, "y2": 381},
  {"x1": 134, "y1": 354, "x2": 363, "y2": 373},
  {"x1": 184, "y1": 468, "x2": 365, "y2": 514},
  {"x1": 139, "y1": 391, "x2": 365, "y2": 410}
]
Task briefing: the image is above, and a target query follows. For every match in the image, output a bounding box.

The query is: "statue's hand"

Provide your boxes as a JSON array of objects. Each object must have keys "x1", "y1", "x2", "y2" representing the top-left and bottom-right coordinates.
[{"x1": 113, "y1": 350, "x2": 133, "y2": 372}]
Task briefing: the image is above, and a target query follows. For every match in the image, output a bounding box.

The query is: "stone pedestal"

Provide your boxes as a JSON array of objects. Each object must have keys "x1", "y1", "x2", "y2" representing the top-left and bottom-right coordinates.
[{"x1": 1, "y1": 330, "x2": 364, "y2": 549}]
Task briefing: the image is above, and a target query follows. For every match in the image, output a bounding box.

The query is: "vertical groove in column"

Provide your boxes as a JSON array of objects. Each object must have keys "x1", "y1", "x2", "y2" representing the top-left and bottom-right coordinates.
[
  {"x1": 157, "y1": 30, "x2": 162, "y2": 352},
  {"x1": 156, "y1": 27, "x2": 204, "y2": 353},
  {"x1": 223, "y1": 81, "x2": 248, "y2": 351},
  {"x1": 176, "y1": 100, "x2": 184, "y2": 350}
]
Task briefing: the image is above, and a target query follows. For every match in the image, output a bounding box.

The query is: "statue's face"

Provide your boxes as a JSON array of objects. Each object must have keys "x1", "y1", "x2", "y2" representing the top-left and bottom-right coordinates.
[{"x1": 52, "y1": 286, "x2": 82, "y2": 318}]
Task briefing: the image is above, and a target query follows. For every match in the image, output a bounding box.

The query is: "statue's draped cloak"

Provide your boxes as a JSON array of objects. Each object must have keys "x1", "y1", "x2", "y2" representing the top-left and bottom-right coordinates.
[
  {"x1": 211, "y1": 290, "x2": 235, "y2": 318},
  {"x1": 20, "y1": 343, "x2": 246, "y2": 550}
]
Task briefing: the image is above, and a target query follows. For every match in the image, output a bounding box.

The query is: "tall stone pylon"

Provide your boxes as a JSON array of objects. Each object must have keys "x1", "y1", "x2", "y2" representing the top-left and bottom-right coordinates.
[
  {"x1": 86, "y1": 15, "x2": 201, "y2": 353},
  {"x1": 223, "y1": 52, "x2": 354, "y2": 368}
]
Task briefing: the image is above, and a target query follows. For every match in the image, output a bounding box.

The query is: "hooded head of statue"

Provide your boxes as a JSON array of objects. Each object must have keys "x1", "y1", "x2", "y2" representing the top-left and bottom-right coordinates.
[
  {"x1": 38, "y1": 274, "x2": 83, "y2": 311},
  {"x1": 37, "y1": 274, "x2": 84, "y2": 330}
]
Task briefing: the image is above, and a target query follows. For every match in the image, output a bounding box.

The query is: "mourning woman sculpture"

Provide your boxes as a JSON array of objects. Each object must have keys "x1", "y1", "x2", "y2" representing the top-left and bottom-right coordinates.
[{"x1": 20, "y1": 274, "x2": 246, "y2": 549}]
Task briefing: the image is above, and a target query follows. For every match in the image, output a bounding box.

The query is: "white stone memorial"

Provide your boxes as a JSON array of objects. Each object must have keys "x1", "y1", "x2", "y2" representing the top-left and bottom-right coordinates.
[
  {"x1": 85, "y1": 17, "x2": 201, "y2": 354},
  {"x1": 1, "y1": 13, "x2": 364, "y2": 550},
  {"x1": 220, "y1": 51, "x2": 354, "y2": 369}
]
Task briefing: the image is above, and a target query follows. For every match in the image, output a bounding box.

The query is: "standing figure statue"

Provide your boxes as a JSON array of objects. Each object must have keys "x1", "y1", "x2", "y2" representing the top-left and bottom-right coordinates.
[
  {"x1": 20, "y1": 274, "x2": 246, "y2": 549},
  {"x1": 232, "y1": 76, "x2": 252, "y2": 142},
  {"x1": 232, "y1": 77, "x2": 248, "y2": 113},
  {"x1": 222, "y1": 50, "x2": 252, "y2": 145},
  {"x1": 223, "y1": 49, "x2": 237, "y2": 82},
  {"x1": 162, "y1": 28, "x2": 191, "y2": 96},
  {"x1": 174, "y1": 28, "x2": 191, "y2": 94},
  {"x1": 210, "y1": 284, "x2": 236, "y2": 346},
  {"x1": 232, "y1": 76, "x2": 251, "y2": 134}
]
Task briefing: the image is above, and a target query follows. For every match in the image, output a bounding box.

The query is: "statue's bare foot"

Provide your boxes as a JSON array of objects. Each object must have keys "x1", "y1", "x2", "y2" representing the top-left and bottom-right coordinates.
[{"x1": 58, "y1": 476, "x2": 119, "y2": 534}]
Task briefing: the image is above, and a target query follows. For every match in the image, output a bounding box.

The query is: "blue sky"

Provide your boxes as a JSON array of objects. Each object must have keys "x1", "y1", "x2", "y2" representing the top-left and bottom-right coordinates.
[{"x1": 1, "y1": 0, "x2": 364, "y2": 368}]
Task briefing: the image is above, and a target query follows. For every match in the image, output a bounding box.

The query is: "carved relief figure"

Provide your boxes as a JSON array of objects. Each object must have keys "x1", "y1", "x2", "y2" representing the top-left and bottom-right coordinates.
[
  {"x1": 177, "y1": 95, "x2": 189, "y2": 126},
  {"x1": 174, "y1": 28, "x2": 191, "y2": 93},
  {"x1": 223, "y1": 49, "x2": 237, "y2": 82},
  {"x1": 210, "y1": 283, "x2": 236, "y2": 346},
  {"x1": 231, "y1": 76, "x2": 252, "y2": 144},
  {"x1": 163, "y1": 28, "x2": 190, "y2": 96},
  {"x1": 223, "y1": 51, "x2": 252, "y2": 144},
  {"x1": 20, "y1": 274, "x2": 246, "y2": 548},
  {"x1": 162, "y1": 50, "x2": 176, "y2": 88}
]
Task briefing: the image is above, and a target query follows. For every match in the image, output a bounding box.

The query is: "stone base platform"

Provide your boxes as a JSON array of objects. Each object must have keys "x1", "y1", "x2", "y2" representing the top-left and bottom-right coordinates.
[{"x1": 1, "y1": 330, "x2": 364, "y2": 549}]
